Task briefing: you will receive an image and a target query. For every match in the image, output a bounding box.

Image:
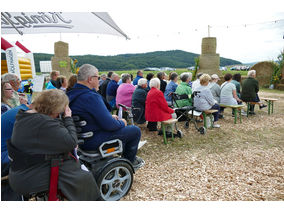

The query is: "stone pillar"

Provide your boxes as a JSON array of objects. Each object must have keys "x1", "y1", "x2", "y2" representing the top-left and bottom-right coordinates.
[
  {"x1": 198, "y1": 37, "x2": 221, "y2": 76},
  {"x1": 51, "y1": 41, "x2": 72, "y2": 79}
]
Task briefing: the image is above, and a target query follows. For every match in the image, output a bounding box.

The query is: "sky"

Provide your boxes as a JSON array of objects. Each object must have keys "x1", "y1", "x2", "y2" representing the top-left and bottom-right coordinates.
[{"x1": 1, "y1": 0, "x2": 284, "y2": 64}]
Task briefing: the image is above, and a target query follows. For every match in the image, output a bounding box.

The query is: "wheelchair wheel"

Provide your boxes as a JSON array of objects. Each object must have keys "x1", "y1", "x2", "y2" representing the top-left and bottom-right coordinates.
[
  {"x1": 96, "y1": 161, "x2": 133, "y2": 201},
  {"x1": 198, "y1": 127, "x2": 206, "y2": 135},
  {"x1": 177, "y1": 130, "x2": 184, "y2": 138},
  {"x1": 184, "y1": 121, "x2": 189, "y2": 129}
]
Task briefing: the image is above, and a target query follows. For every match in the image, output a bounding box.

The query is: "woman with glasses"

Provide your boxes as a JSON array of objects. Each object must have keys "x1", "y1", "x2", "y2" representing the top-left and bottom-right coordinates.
[{"x1": 1, "y1": 82, "x2": 14, "y2": 114}]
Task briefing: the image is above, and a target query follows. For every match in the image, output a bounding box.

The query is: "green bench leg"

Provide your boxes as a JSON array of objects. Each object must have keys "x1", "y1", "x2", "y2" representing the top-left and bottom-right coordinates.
[
  {"x1": 268, "y1": 100, "x2": 271, "y2": 115},
  {"x1": 247, "y1": 103, "x2": 249, "y2": 117},
  {"x1": 203, "y1": 113, "x2": 207, "y2": 128},
  {"x1": 161, "y1": 123, "x2": 168, "y2": 145},
  {"x1": 239, "y1": 109, "x2": 242, "y2": 123},
  {"x1": 272, "y1": 101, "x2": 274, "y2": 114},
  {"x1": 233, "y1": 108, "x2": 237, "y2": 124}
]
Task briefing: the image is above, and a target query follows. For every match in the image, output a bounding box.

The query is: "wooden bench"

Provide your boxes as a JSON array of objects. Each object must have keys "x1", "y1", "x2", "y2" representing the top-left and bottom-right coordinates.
[
  {"x1": 260, "y1": 97, "x2": 278, "y2": 115},
  {"x1": 203, "y1": 110, "x2": 218, "y2": 128},
  {"x1": 219, "y1": 104, "x2": 245, "y2": 124},
  {"x1": 161, "y1": 118, "x2": 178, "y2": 144}
]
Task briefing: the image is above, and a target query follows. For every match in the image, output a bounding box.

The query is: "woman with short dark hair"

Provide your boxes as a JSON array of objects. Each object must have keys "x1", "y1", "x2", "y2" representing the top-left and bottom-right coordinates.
[
  {"x1": 164, "y1": 72, "x2": 178, "y2": 105},
  {"x1": 220, "y1": 73, "x2": 241, "y2": 106},
  {"x1": 231, "y1": 73, "x2": 242, "y2": 98},
  {"x1": 157, "y1": 72, "x2": 167, "y2": 93}
]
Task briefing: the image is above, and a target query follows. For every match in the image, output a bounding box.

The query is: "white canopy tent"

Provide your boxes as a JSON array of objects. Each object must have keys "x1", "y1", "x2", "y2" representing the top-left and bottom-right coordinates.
[{"x1": 1, "y1": 12, "x2": 129, "y2": 39}]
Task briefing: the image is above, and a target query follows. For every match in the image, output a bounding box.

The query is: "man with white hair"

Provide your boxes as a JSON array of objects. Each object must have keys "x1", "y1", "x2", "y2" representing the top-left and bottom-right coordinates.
[
  {"x1": 99, "y1": 73, "x2": 107, "y2": 86},
  {"x1": 67, "y1": 64, "x2": 143, "y2": 168},
  {"x1": 240, "y1": 70, "x2": 266, "y2": 115},
  {"x1": 1, "y1": 73, "x2": 27, "y2": 107},
  {"x1": 209, "y1": 74, "x2": 221, "y2": 103},
  {"x1": 132, "y1": 78, "x2": 148, "y2": 124}
]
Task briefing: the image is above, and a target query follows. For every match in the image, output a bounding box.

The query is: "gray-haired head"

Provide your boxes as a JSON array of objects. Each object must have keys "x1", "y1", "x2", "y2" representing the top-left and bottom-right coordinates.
[
  {"x1": 149, "y1": 78, "x2": 160, "y2": 89},
  {"x1": 122, "y1": 73, "x2": 131, "y2": 83},
  {"x1": 1, "y1": 73, "x2": 19, "y2": 83},
  {"x1": 180, "y1": 72, "x2": 192, "y2": 82},
  {"x1": 100, "y1": 73, "x2": 107, "y2": 78},
  {"x1": 111, "y1": 73, "x2": 119, "y2": 80},
  {"x1": 77, "y1": 64, "x2": 98, "y2": 81},
  {"x1": 247, "y1": 70, "x2": 256, "y2": 77},
  {"x1": 138, "y1": 78, "x2": 147, "y2": 86}
]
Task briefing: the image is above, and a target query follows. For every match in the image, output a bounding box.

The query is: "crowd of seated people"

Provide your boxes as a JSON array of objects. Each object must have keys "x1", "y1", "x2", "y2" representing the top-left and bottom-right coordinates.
[{"x1": 2, "y1": 64, "x2": 269, "y2": 201}]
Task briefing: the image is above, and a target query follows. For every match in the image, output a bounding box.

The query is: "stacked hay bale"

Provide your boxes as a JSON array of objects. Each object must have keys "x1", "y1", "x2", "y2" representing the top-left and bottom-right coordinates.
[
  {"x1": 51, "y1": 41, "x2": 72, "y2": 79},
  {"x1": 199, "y1": 37, "x2": 221, "y2": 76},
  {"x1": 250, "y1": 61, "x2": 274, "y2": 87}
]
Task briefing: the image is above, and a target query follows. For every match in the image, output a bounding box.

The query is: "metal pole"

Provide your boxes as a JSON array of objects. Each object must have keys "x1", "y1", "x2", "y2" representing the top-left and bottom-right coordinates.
[{"x1": 208, "y1": 25, "x2": 210, "y2": 37}]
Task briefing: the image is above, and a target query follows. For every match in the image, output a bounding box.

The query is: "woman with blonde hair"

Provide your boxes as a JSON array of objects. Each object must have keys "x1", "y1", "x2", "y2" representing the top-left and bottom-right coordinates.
[
  {"x1": 1, "y1": 82, "x2": 14, "y2": 114},
  {"x1": 194, "y1": 74, "x2": 221, "y2": 128},
  {"x1": 8, "y1": 89, "x2": 100, "y2": 200}
]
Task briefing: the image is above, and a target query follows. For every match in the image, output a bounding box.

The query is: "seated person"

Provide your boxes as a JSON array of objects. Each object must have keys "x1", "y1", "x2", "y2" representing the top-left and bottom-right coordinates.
[
  {"x1": 1, "y1": 104, "x2": 29, "y2": 201},
  {"x1": 66, "y1": 74, "x2": 78, "y2": 93},
  {"x1": 175, "y1": 72, "x2": 193, "y2": 107},
  {"x1": 231, "y1": 73, "x2": 242, "y2": 98},
  {"x1": 116, "y1": 74, "x2": 136, "y2": 108},
  {"x1": 191, "y1": 73, "x2": 203, "y2": 92},
  {"x1": 146, "y1": 73, "x2": 154, "y2": 91},
  {"x1": 67, "y1": 64, "x2": 143, "y2": 167},
  {"x1": 1, "y1": 73, "x2": 27, "y2": 108},
  {"x1": 157, "y1": 72, "x2": 167, "y2": 93},
  {"x1": 209, "y1": 74, "x2": 221, "y2": 103},
  {"x1": 9, "y1": 89, "x2": 100, "y2": 201},
  {"x1": 220, "y1": 73, "x2": 242, "y2": 106},
  {"x1": 145, "y1": 78, "x2": 176, "y2": 131},
  {"x1": 240, "y1": 70, "x2": 266, "y2": 115},
  {"x1": 194, "y1": 74, "x2": 221, "y2": 128},
  {"x1": 133, "y1": 70, "x2": 143, "y2": 86},
  {"x1": 56, "y1": 75, "x2": 68, "y2": 92},
  {"x1": 106, "y1": 73, "x2": 120, "y2": 108},
  {"x1": 132, "y1": 78, "x2": 148, "y2": 124},
  {"x1": 1, "y1": 82, "x2": 14, "y2": 114},
  {"x1": 98, "y1": 71, "x2": 113, "y2": 99},
  {"x1": 164, "y1": 72, "x2": 178, "y2": 105},
  {"x1": 46, "y1": 70, "x2": 60, "y2": 89}
]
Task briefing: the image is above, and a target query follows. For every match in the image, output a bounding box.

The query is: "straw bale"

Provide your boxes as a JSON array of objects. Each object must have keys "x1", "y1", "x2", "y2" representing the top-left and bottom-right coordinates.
[
  {"x1": 199, "y1": 54, "x2": 221, "y2": 76},
  {"x1": 202, "y1": 37, "x2": 217, "y2": 54},
  {"x1": 250, "y1": 61, "x2": 274, "y2": 86},
  {"x1": 54, "y1": 41, "x2": 69, "y2": 57}
]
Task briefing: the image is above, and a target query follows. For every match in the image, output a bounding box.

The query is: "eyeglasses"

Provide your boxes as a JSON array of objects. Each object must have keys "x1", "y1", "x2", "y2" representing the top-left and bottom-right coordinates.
[
  {"x1": 91, "y1": 75, "x2": 99, "y2": 79},
  {"x1": 5, "y1": 88, "x2": 13, "y2": 91}
]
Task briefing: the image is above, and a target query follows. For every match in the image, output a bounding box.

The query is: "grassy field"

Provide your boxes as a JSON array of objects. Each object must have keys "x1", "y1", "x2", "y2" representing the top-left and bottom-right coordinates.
[{"x1": 122, "y1": 89, "x2": 284, "y2": 201}]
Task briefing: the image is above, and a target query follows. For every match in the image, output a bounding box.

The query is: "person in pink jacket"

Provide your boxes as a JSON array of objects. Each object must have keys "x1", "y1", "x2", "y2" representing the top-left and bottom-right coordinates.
[{"x1": 116, "y1": 74, "x2": 136, "y2": 108}]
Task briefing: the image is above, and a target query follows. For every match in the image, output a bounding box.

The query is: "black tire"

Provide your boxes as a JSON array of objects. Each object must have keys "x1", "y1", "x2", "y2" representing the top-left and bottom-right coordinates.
[
  {"x1": 184, "y1": 121, "x2": 189, "y2": 129},
  {"x1": 96, "y1": 161, "x2": 133, "y2": 201},
  {"x1": 199, "y1": 127, "x2": 206, "y2": 135},
  {"x1": 177, "y1": 130, "x2": 184, "y2": 138}
]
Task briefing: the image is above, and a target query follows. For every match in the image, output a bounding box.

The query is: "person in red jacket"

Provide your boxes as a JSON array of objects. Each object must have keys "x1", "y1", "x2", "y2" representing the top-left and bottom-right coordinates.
[{"x1": 145, "y1": 78, "x2": 175, "y2": 131}]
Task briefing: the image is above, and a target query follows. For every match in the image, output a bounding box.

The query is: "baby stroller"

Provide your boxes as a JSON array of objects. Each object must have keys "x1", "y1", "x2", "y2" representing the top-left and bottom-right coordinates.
[{"x1": 171, "y1": 91, "x2": 206, "y2": 135}]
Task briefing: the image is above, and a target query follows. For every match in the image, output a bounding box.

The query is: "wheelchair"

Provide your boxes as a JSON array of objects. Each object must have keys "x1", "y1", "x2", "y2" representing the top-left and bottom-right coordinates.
[
  {"x1": 73, "y1": 115, "x2": 144, "y2": 201},
  {"x1": 171, "y1": 91, "x2": 206, "y2": 135}
]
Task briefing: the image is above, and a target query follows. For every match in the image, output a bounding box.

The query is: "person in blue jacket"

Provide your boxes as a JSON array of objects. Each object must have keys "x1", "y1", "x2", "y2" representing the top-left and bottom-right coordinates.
[
  {"x1": 132, "y1": 70, "x2": 143, "y2": 86},
  {"x1": 1, "y1": 103, "x2": 29, "y2": 201},
  {"x1": 67, "y1": 64, "x2": 143, "y2": 167},
  {"x1": 106, "y1": 73, "x2": 120, "y2": 108}
]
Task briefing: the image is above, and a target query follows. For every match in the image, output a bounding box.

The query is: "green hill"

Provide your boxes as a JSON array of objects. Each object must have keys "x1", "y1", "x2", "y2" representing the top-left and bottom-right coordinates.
[{"x1": 33, "y1": 50, "x2": 242, "y2": 72}]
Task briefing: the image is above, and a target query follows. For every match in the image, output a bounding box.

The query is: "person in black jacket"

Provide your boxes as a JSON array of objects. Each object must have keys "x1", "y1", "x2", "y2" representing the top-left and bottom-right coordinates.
[
  {"x1": 98, "y1": 71, "x2": 113, "y2": 98},
  {"x1": 240, "y1": 70, "x2": 266, "y2": 114},
  {"x1": 132, "y1": 78, "x2": 148, "y2": 124},
  {"x1": 8, "y1": 89, "x2": 100, "y2": 201},
  {"x1": 157, "y1": 72, "x2": 167, "y2": 93}
]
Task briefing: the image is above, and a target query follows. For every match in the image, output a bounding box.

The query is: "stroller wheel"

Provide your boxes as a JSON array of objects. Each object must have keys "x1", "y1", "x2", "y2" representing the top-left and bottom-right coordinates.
[
  {"x1": 198, "y1": 127, "x2": 206, "y2": 135},
  {"x1": 177, "y1": 130, "x2": 184, "y2": 138},
  {"x1": 184, "y1": 121, "x2": 189, "y2": 129}
]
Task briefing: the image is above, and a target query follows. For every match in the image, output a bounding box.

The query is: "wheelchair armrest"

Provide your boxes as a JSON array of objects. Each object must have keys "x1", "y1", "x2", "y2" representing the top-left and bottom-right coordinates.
[{"x1": 118, "y1": 103, "x2": 131, "y2": 110}]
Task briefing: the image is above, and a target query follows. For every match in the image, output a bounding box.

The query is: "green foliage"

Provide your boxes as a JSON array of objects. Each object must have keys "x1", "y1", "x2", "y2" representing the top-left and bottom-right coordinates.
[
  {"x1": 192, "y1": 57, "x2": 200, "y2": 81},
  {"x1": 270, "y1": 49, "x2": 284, "y2": 85},
  {"x1": 32, "y1": 50, "x2": 242, "y2": 72}
]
